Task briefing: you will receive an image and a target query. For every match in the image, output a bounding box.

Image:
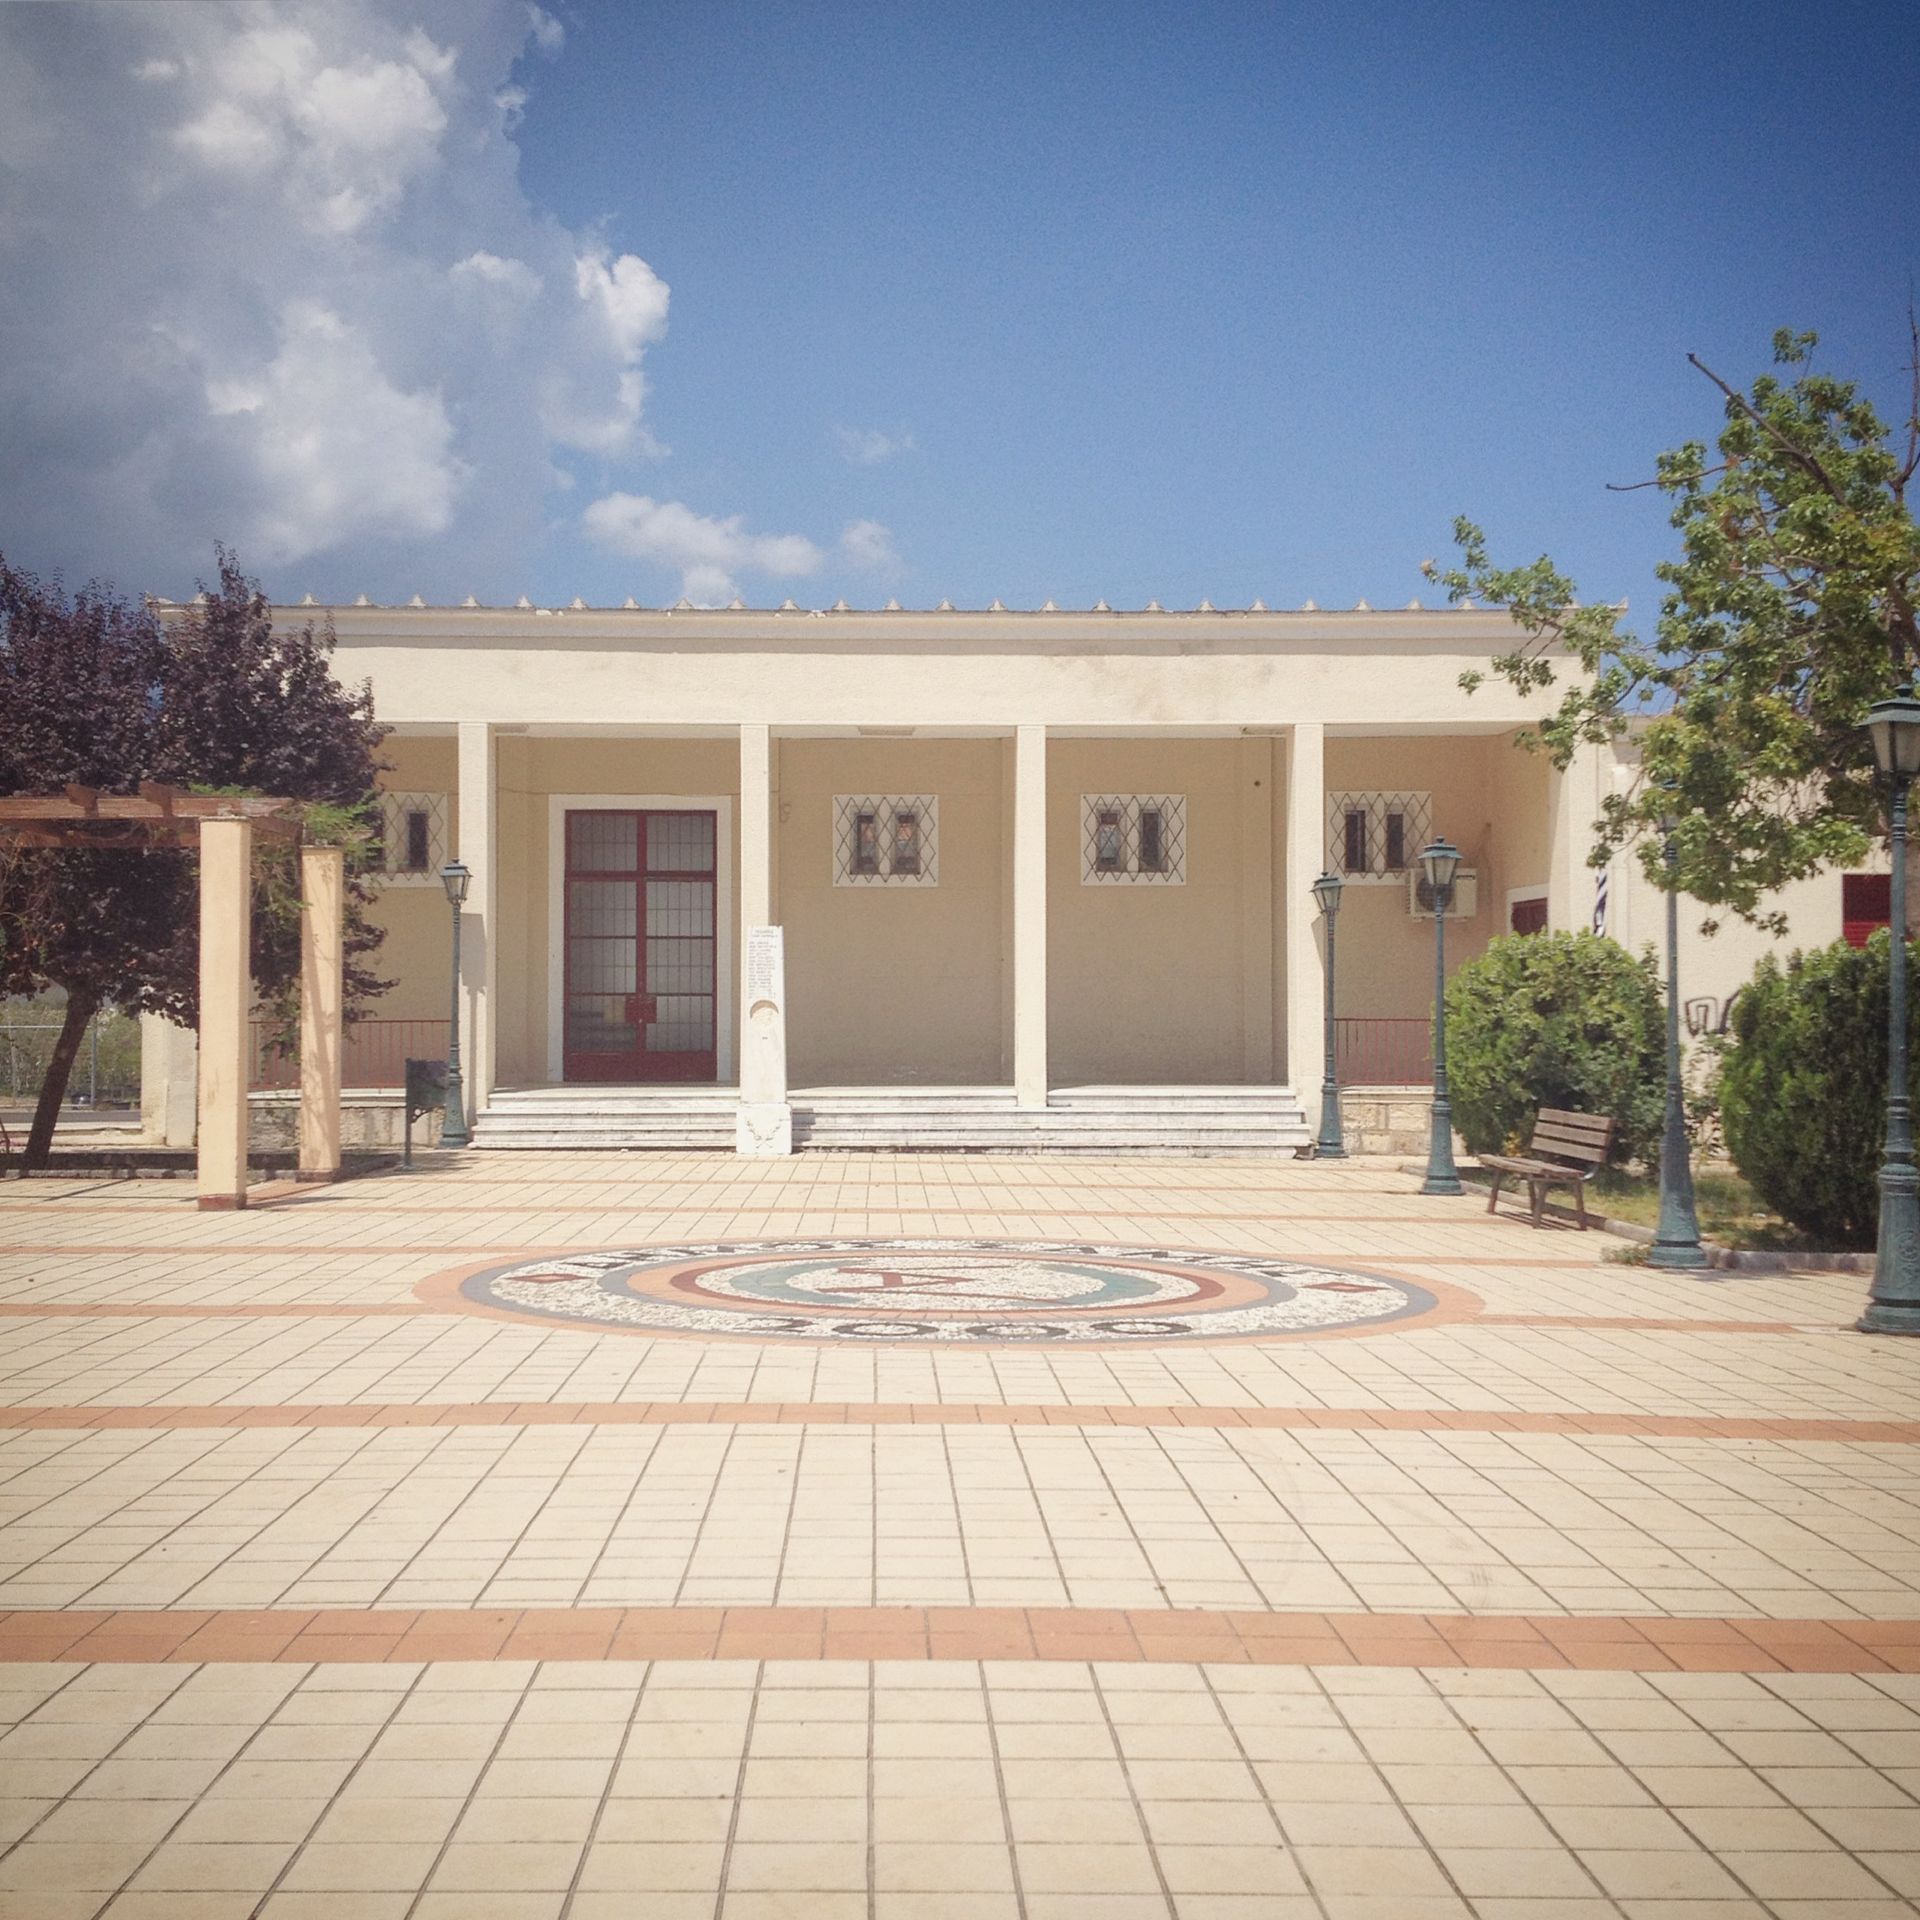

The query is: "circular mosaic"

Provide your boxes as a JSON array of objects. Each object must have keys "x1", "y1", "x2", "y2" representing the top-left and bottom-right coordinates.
[{"x1": 440, "y1": 1239, "x2": 1439, "y2": 1345}]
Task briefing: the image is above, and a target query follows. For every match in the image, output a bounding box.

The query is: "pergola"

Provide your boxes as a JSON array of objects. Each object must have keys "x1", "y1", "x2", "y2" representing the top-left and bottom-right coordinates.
[{"x1": 0, "y1": 784, "x2": 347, "y2": 1209}]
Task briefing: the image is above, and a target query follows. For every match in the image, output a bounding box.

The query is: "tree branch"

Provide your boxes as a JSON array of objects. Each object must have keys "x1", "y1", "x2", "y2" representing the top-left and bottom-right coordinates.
[
  {"x1": 1605, "y1": 462, "x2": 1731, "y2": 494},
  {"x1": 1688, "y1": 352, "x2": 1848, "y2": 505}
]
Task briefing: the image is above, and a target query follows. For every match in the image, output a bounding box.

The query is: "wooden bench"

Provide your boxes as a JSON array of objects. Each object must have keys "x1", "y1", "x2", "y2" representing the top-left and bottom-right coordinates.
[{"x1": 1480, "y1": 1109, "x2": 1615, "y2": 1228}]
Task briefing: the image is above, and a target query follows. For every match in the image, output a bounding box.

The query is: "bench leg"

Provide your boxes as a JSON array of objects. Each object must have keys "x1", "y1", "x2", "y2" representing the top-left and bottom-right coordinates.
[
  {"x1": 1529, "y1": 1179, "x2": 1546, "y2": 1228},
  {"x1": 1487, "y1": 1171, "x2": 1504, "y2": 1217},
  {"x1": 1575, "y1": 1182, "x2": 1589, "y2": 1231}
]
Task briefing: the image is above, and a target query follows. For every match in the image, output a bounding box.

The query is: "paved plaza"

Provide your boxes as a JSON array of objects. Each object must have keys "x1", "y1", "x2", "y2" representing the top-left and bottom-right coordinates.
[{"x1": 0, "y1": 1151, "x2": 1915, "y2": 1918}]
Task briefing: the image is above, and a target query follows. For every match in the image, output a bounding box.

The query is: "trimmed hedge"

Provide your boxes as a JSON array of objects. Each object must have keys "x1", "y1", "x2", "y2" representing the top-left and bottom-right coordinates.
[
  {"x1": 1442, "y1": 931, "x2": 1664, "y2": 1166},
  {"x1": 1719, "y1": 933, "x2": 1919, "y2": 1249}
]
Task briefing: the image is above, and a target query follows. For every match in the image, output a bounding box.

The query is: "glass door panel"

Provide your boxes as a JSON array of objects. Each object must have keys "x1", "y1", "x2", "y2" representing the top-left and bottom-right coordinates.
[{"x1": 563, "y1": 809, "x2": 718, "y2": 1083}]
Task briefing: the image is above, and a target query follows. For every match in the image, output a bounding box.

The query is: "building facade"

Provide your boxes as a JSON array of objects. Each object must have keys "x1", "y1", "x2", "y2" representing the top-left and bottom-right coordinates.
[{"x1": 138, "y1": 596, "x2": 1621, "y2": 1154}]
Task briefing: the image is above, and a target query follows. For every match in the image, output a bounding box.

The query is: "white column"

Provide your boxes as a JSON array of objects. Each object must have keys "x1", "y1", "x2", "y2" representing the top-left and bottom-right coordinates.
[
  {"x1": 736, "y1": 722, "x2": 792, "y2": 1153},
  {"x1": 296, "y1": 845, "x2": 344, "y2": 1183},
  {"x1": 140, "y1": 1015, "x2": 197, "y2": 1147},
  {"x1": 1239, "y1": 737, "x2": 1276, "y2": 1082},
  {"x1": 196, "y1": 817, "x2": 252, "y2": 1210},
  {"x1": 1283, "y1": 723, "x2": 1326, "y2": 1092},
  {"x1": 1013, "y1": 723, "x2": 1048, "y2": 1108},
  {"x1": 456, "y1": 722, "x2": 497, "y2": 1108},
  {"x1": 1547, "y1": 739, "x2": 1603, "y2": 933}
]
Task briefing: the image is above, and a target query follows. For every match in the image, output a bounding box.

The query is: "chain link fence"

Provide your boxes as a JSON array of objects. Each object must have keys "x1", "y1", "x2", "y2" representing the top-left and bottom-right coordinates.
[{"x1": 0, "y1": 1008, "x2": 142, "y2": 1113}]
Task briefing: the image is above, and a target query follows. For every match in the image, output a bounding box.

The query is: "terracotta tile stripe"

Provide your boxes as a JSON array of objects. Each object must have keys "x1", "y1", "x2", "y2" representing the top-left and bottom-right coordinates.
[
  {"x1": 0, "y1": 1400, "x2": 1913, "y2": 1442},
  {"x1": 0, "y1": 1604, "x2": 1910, "y2": 1670},
  {"x1": 0, "y1": 1300, "x2": 1835, "y2": 1337}
]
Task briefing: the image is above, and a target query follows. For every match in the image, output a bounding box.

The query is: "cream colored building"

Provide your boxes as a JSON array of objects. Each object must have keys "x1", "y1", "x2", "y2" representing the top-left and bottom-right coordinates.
[
  {"x1": 138, "y1": 595, "x2": 1631, "y2": 1156},
  {"x1": 1597, "y1": 735, "x2": 1891, "y2": 1035}
]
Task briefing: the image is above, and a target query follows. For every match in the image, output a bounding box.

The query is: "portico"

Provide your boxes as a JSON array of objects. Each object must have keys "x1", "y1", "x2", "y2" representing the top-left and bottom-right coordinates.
[{"x1": 206, "y1": 598, "x2": 1598, "y2": 1154}]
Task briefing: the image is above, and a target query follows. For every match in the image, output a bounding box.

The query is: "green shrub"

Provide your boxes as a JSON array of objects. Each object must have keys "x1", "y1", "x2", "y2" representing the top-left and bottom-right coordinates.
[
  {"x1": 1719, "y1": 933, "x2": 1918, "y2": 1249},
  {"x1": 1443, "y1": 931, "x2": 1665, "y2": 1166}
]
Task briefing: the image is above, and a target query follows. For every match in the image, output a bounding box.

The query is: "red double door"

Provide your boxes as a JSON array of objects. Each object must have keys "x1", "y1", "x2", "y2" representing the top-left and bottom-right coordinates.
[{"x1": 563, "y1": 809, "x2": 718, "y2": 1082}]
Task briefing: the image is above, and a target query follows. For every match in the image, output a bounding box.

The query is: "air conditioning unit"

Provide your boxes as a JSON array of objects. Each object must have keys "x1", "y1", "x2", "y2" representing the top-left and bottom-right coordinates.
[{"x1": 1408, "y1": 867, "x2": 1478, "y2": 919}]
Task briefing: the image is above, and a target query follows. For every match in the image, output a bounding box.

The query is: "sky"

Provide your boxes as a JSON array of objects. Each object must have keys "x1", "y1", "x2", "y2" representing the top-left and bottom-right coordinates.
[{"x1": 1, "y1": 0, "x2": 1915, "y2": 622}]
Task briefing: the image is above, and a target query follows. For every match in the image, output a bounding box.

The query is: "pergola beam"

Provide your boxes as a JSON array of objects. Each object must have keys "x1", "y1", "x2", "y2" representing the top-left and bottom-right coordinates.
[{"x1": 0, "y1": 790, "x2": 336, "y2": 1204}]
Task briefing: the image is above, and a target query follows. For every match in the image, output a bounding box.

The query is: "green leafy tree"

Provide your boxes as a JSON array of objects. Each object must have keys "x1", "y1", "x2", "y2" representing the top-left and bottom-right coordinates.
[
  {"x1": 1443, "y1": 931, "x2": 1665, "y2": 1166},
  {"x1": 1719, "y1": 934, "x2": 1920, "y2": 1247},
  {"x1": 0, "y1": 550, "x2": 387, "y2": 1168},
  {"x1": 1425, "y1": 327, "x2": 1920, "y2": 929}
]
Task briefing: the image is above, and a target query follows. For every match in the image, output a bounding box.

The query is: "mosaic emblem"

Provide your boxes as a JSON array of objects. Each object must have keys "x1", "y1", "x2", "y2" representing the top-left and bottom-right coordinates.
[{"x1": 442, "y1": 1239, "x2": 1438, "y2": 1345}]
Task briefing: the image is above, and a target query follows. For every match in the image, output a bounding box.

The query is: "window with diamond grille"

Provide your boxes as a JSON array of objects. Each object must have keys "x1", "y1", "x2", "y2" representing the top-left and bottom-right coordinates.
[
  {"x1": 833, "y1": 794, "x2": 939, "y2": 886},
  {"x1": 1080, "y1": 794, "x2": 1187, "y2": 885},
  {"x1": 1326, "y1": 789, "x2": 1432, "y2": 883},
  {"x1": 375, "y1": 790, "x2": 449, "y2": 887}
]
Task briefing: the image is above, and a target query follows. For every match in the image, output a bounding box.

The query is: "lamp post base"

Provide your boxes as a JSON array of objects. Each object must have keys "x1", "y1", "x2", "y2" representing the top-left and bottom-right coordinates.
[
  {"x1": 441, "y1": 1070, "x2": 471, "y2": 1151},
  {"x1": 1858, "y1": 1300, "x2": 1920, "y2": 1335},
  {"x1": 1648, "y1": 1242, "x2": 1711, "y2": 1272},
  {"x1": 1420, "y1": 1102, "x2": 1462, "y2": 1195},
  {"x1": 1860, "y1": 1157, "x2": 1920, "y2": 1333},
  {"x1": 1316, "y1": 1080, "x2": 1346, "y2": 1160}
]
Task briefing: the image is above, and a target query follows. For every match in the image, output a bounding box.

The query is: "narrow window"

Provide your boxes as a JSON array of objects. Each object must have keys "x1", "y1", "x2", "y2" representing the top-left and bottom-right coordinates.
[
  {"x1": 1384, "y1": 811, "x2": 1406, "y2": 871},
  {"x1": 852, "y1": 812, "x2": 879, "y2": 875},
  {"x1": 1843, "y1": 872, "x2": 1892, "y2": 948},
  {"x1": 1342, "y1": 808, "x2": 1368, "y2": 873},
  {"x1": 891, "y1": 809, "x2": 921, "y2": 876},
  {"x1": 1138, "y1": 807, "x2": 1164, "y2": 873},
  {"x1": 1095, "y1": 809, "x2": 1123, "y2": 871},
  {"x1": 404, "y1": 809, "x2": 431, "y2": 871}
]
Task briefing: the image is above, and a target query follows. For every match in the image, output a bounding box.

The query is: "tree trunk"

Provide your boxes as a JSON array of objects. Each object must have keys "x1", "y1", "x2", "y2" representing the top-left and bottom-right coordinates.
[{"x1": 21, "y1": 991, "x2": 98, "y2": 1171}]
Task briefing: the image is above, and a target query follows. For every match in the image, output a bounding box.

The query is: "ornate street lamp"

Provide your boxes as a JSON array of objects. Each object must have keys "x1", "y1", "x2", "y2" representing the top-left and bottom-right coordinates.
[
  {"x1": 439, "y1": 859, "x2": 472, "y2": 1150},
  {"x1": 1419, "y1": 838, "x2": 1464, "y2": 1196},
  {"x1": 1858, "y1": 691, "x2": 1920, "y2": 1334},
  {"x1": 1312, "y1": 870, "x2": 1346, "y2": 1159},
  {"x1": 1649, "y1": 795, "x2": 1706, "y2": 1271}
]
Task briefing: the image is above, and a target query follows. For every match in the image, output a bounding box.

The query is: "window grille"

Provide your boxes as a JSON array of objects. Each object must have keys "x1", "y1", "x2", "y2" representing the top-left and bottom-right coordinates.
[
  {"x1": 833, "y1": 794, "x2": 939, "y2": 886},
  {"x1": 375, "y1": 789, "x2": 449, "y2": 887},
  {"x1": 1080, "y1": 794, "x2": 1187, "y2": 885},
  {"x1": 1326, "y1": 789, "x2": 1432, "y2": 883}
]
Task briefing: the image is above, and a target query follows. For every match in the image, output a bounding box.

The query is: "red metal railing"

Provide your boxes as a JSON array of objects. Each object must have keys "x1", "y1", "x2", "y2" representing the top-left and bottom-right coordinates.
[
  {"x1": 1335, "y1": 1017, "x2": 1432, "y2": 1087},
  {"x1": 250, "y1": 1018, "x2": 449, "y2": 1091}
]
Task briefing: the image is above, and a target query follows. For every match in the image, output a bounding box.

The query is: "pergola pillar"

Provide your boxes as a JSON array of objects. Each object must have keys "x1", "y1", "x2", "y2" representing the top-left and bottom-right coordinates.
[
  {"x1": 297, "y1": 845, "x2": 344, "y2": 1182},
  {"x1": 196, "y1": 817, "x2": 253, "y2": 1209}
]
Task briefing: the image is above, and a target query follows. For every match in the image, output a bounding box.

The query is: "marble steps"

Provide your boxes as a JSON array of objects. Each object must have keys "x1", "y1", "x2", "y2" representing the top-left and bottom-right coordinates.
[{"x1": 472, "y1": 1084, "x2": 1312, "y2": 1154}]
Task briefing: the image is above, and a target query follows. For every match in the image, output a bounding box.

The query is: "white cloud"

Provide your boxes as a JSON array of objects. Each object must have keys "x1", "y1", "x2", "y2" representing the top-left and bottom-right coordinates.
[
  {"x1": 832, "y1": 424, "x2": 917, "y2": 465},
  {"x1": 538, "y1": 246, "x2": 672, "y2": 455},
  {"x1": 526, "y1": 6, "x2": 565, "y2": 55},
  {"x1": 166, "y1": 18, "x2": 452, "y2": 234},
  {"x1": 204, "y1": 299, "x2": 465, "y2": 563},
  {"x1": 583, "y1": 494, "x2": 823, "y2": 602},
  {"x1": 0, "y1": 0, "x2": 899, "y2": 604},
  {"x1": 840, "y1": 519, "x2": 902, "y2": 576},
  {"x1": 0, "y1": 0, "x2": 680, "y2": 594},
  {"x1": 451, "y1": 249, "x2": 542, "y2": 302}
]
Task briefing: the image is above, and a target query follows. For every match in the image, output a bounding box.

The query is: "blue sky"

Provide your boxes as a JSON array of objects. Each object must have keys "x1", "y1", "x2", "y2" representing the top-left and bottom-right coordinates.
[{"x1": 1, "y1": 0, "x2": 1914, "y2": 620}]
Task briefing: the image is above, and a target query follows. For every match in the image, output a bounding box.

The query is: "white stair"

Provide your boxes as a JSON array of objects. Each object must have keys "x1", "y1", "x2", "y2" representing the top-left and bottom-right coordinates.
[
  {"x1": 473, "y1": 1086, "x2": 738, "y2": 1150},
  {"x1": 473, "y1": 1084, "x2": 1312, "y2": 1155}
]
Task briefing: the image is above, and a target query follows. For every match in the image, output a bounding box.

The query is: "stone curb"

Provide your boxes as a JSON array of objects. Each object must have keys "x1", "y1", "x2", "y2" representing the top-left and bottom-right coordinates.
[{"x1": 1394, "y1": 1162, "x2": 1874, "y2": 1276}]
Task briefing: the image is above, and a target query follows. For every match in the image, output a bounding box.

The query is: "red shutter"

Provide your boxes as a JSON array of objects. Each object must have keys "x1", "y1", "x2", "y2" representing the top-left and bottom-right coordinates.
[{"x1": 1843, "y1": 872, "x2": 1891, "y2": 948}]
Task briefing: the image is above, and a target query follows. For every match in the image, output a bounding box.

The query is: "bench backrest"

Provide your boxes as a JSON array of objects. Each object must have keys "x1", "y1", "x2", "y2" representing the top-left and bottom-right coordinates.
[{"x1": 1526, "y1": 1108, "x2": 1614, "y2": 1168}]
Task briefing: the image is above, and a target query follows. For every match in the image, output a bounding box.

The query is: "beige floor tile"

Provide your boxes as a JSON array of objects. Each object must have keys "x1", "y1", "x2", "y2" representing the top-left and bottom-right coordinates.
[{"x1": 575, "y1": 1842, "x2": 728, "y2": 1891}]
